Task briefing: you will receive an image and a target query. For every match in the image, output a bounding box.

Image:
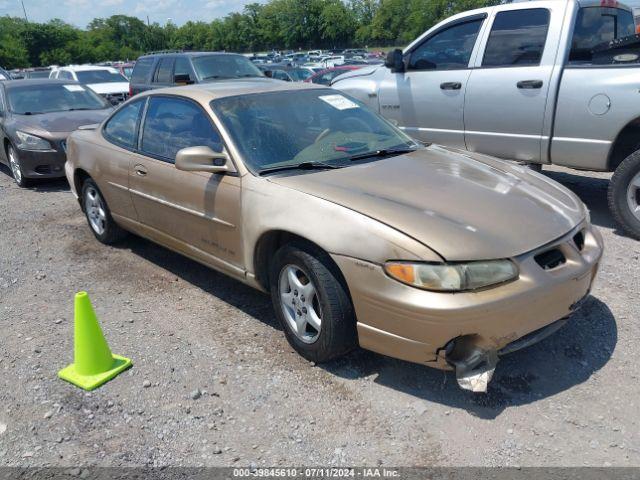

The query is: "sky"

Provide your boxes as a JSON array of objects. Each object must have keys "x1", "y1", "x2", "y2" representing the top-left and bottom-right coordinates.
[
  {"x1": 2, "y1": 0, "x2": 640, "y2": 27},
  {"x1": 0, "y1": 0, "x2": 266, "y2": 27}
]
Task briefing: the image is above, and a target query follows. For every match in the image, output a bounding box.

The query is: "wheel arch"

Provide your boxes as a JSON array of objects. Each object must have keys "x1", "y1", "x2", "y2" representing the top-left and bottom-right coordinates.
[
  {"x1": 253, "y1": 230, "x2": 350, "y2": 296},
  {"x1": 73, "y1": 168, "x2": 92, "y2": 208},
  {"x1": 608, "y1": 117, "x2": 640, "y2": 172}
]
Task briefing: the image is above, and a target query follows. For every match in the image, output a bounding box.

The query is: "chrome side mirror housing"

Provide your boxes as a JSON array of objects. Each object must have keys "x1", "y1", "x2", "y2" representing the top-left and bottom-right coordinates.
[{"x1": 175, "y1": 146, "x2": 235, "y2": 174}]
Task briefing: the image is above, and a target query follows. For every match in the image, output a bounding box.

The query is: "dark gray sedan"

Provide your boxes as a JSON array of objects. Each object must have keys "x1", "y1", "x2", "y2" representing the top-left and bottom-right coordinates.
[{"x1": 0, "y1": 79, "x2": 112, "y2": 187}]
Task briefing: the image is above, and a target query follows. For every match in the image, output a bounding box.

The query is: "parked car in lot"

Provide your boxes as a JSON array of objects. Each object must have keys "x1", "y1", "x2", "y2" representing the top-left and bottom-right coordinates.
[
  {"x1": 305, "y1": 65, "x2": 362, "y2": 85},
  {"x1": 0, "y1": 79, "x2": 112, "y2": 187},
  {"x1": 50, "y1": 66, "x2": 129, "y2": 105},
  {"x1": 259, "y1": 65, "x2": 314, "y2": 82},
  {"x1": 24, "y1": 68, "x2": 53, "y2": 79},
  {"x1": 129, "y1": 51, "x2": 264, "y2": 96},
  {"x1": 64, "y1": 80, "x2": 602, "y2": 391},
  {"x1": 114, "y1": 62, "x2": 135, "y2": 80},
  {"x1": 0, "y1": 68, "x2": 10, "y2": 81},
  {"x1": 334, "y1": 0, "x2": 640, "y2": 239}
]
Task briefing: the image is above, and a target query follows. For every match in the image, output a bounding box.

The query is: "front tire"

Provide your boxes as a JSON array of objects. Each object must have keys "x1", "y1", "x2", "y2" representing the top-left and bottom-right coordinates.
[
  {"x1": 81, "y1": 178, "x2": 127, "y2": 244},
  {"x1": 7, "y1": 145, "x2": 32, "y2": 188},
  {"x1": 269, "y1": 243, "x2": 357, "y2": 363},
  {"x1": 609, "y1": 150, "x2": 640, "y2": 240}
]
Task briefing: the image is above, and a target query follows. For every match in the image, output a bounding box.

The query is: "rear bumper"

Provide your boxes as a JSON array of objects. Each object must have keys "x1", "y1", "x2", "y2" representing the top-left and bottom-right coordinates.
[{"x1": 332, "y1": 222, "x2": 603, "y2": 370}]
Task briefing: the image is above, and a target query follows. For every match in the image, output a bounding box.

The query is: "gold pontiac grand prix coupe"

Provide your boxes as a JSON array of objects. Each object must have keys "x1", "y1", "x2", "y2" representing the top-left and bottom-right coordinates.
[{"x1": 65, "y1": 79, "x2": 603, "y2": 392}]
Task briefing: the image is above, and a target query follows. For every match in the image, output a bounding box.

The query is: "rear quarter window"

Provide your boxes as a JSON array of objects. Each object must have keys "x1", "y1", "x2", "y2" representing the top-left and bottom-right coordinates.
[
  {"x1": 569, "y1": 7, "x2": 637, "y2": 64},
  {"x1": 131, "y1": 57, "x2": 155, "y2": 83},
  {"x1": 103, "y1": 100, "x2": 144, "y2": 149}
]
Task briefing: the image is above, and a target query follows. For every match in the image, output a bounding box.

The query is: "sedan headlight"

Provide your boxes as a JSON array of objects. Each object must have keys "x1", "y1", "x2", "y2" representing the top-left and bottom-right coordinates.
[
  {"x1": 16, "y1": 131, "x2": 52, "y2": 151},
  {"x1": 384, "y1": 260, "x2": 518, "y2": 292}
]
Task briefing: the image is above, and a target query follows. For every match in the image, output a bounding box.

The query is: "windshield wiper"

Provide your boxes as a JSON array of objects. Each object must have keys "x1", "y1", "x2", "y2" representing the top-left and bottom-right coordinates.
[
  {"x1": 347, "y1": 146, "x2": 420, "y2": 162},
  {"x1": 259, "y1": 161, "x2": 342, "y2": 176}
]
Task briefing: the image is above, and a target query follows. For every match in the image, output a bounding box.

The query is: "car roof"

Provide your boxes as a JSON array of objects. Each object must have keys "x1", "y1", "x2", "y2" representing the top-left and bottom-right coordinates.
[
  {"x1": 2, "y1": 78, "x2": 80, "y2": 90},
  {"x1": 139, "y1": 51, "x2": 243, "y2": 59},
  {"x1": 57, "y1": 65, "x2": 118, "y2": 72},
  {"x1": 142, "y1": 77, "x2": 328, "y2": 102}
]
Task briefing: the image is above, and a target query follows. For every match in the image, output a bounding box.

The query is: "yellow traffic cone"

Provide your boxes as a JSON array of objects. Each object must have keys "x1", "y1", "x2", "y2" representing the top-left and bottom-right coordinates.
[{"x1": 58, "y1": 291, "x2": 132, "y2": 390}]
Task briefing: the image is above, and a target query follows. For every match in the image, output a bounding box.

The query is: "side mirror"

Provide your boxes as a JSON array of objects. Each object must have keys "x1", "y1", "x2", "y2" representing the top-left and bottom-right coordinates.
[
  {"x1": 385, "y1": 48, "x2": 405, "y2": 73},
  {"x1": 263, "y1": 70, "x2": 273, "y2": 78},
  {"x1": 175, "y1": 146, "x2": 235, "y2": 174},
  {"x1": 174, "y1": 73, "x2": 194, "y2": 85}
]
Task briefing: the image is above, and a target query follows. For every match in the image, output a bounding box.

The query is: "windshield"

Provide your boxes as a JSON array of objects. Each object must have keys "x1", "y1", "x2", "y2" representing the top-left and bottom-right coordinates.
[
  {"x1": 7, "y1": 83, "x2": 109, "y2": 114},
  {"x1": 212, "y1": 89, "x2": 418, "y2": 173},
  {"x1": 76, "y1": 70, "x2": 128, "y2": 84},
  {"x1": 26, "y1": 71, "x2": 51, "y2": 79},
  {"x1": 192, "y1": 55, "x2": 263, "y2": 80}
]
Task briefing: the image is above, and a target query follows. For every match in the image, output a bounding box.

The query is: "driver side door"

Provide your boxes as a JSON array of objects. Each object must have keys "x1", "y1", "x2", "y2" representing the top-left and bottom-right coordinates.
[
  {"x1": 377, "y1": 15, "x2": 486, "y2": 147},
  {"x1": 128, "y1": 95, "x2": 243, "y2": 271}
]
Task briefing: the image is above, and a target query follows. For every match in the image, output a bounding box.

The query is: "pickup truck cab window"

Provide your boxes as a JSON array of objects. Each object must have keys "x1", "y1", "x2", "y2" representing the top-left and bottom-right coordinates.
[
  {"x1": 482, "y1": 9, "x2": 550, "y2": 67},
  {"x1": 408, "y1": 18, "x2": 484, "y2": 70},
  {"x1": 569, "y1": 6, "x2": 636, "y2": 64}
]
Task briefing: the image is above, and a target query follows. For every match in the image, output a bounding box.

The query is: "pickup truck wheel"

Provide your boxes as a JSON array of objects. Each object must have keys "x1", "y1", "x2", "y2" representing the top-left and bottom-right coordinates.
[
  {"x1": 269, "y1": 243, "x2": 357, "y2": 363},
  {"x1": 609, "y1": 150, "x2": 640, "y2": 240},
  {"x1": 81, "y1": 178, "x2": 127, "y2": 244}
]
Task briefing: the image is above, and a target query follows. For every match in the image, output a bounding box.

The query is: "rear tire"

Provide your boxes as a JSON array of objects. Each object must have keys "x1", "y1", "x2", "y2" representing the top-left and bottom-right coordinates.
[
  {"x1": 7, "y1": 145, "x2": 32, "y2": 188},
  {"x1": 269, "y1": 242, "x2": 357, "y2": 363},
  {"x1": 608, "y1": 150, "x2": 640, "y2": 240},
  {"x1": 81, "y1": 178, "x2": 127, "y2": 244}
]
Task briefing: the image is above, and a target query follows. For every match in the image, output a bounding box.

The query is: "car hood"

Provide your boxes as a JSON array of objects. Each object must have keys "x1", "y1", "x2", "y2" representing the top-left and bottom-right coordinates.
[
  {"x1": 86, "y1": 82, "x2": 129, "y2": 94},
  {"x1": 268, "y1": 146, "x2": 586, "y2": 261},
  {"x1": 330, "y1": 65, "x2": 380, "y2": 84},
  {"x1": 12, "y1": 109, "x2": 111, "y2": 138}
]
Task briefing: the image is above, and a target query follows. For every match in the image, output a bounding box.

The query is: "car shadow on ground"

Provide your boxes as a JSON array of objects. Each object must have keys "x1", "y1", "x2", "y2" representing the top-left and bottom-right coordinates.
[
  {"x1": 0, "y1": 164, "x2": 70, "y2": 192},
  {"x1": 122, "y1": 235, "x2": 280, "y2": 330},
  {"x1": 324, "y1": 296, "x2": 616, "y2": 419},
  {"x1": 122, "y1": 235, "x2": 616, "y2": 420},
  {"x1": 542, "y1": 169, "x2": 627, "y2": 236}
]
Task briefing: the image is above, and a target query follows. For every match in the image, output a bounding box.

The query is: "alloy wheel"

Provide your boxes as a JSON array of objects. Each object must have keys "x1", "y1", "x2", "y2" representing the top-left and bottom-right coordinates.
[
  {"x1": 85, "y1": 186, "x2": 107, "y2": 235},
  {"x1": 8, "y1": 147, "x2": 22, "y2": 184},
  {"x1": 278, "y1": 264, "x2": 322, "y2": 344}
]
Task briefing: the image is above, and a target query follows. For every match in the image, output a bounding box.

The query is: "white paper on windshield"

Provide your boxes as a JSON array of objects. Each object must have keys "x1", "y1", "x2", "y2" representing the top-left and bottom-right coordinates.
[
  {"x1": 319, "y1": 94, "x2": 359, "y2": 110},
  {"x1": 64, "y1": 85, "x2": 85, "y2": 92}
]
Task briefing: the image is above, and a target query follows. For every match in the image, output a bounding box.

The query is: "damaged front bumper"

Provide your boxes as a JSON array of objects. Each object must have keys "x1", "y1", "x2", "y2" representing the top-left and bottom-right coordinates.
[
  {"x1": 444, "y1": 313, "x2": 576, "y2": 392},
  {"x1": 332, "y1": 222, "x2": 603, "y2": 393}
]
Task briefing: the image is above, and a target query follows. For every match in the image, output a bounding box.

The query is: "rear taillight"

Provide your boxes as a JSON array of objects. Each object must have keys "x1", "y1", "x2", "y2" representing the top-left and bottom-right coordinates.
[{"x1": 128, "y1": 84, "x2": 133, "y2": 97}]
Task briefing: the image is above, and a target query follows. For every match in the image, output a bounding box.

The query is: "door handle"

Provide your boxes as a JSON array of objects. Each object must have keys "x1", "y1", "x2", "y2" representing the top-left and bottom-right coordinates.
[
  {"x1": 134, "y1": 164, "x2": 147, "y2": 176},
  {"x1": 517, "y1": 80, "x2": 543, "y2": 89},
  {"x1": 440, "y1": 82, "x2": 462, "y2": 90}
]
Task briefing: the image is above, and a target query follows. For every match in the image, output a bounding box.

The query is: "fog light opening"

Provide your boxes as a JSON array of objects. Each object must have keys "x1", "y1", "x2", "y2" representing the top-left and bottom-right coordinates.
[{"x1": 443, "y1": 336, "x2": 498, "y2": 393}]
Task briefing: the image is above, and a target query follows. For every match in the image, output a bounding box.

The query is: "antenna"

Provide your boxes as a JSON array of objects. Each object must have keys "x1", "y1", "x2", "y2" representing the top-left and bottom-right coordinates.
[{"x1": 21, "y1": 0, "x2": 28, "y2": 21}]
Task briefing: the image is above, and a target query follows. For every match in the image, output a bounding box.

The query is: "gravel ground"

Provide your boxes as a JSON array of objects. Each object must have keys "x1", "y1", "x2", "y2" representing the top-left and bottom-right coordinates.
[{"x1": 0, "y1": 163, "x2": 638, "y2": 468}]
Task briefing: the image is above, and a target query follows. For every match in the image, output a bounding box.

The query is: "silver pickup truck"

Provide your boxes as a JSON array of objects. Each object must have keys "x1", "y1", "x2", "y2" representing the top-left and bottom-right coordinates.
[{"x1": 333, "y1": 0, "x2": 640, "y2": 239}]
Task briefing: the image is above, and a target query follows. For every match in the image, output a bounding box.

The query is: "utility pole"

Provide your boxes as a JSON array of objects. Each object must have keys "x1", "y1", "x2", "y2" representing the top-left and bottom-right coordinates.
[{"x1": 21, "y1": 0, "x2": 28, "y2": 21}]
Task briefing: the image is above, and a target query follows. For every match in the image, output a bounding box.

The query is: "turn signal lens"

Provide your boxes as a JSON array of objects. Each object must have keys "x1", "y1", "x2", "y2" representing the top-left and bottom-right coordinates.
[
  {"x1": 385, "y1": 263, "x2": 415, "y2": 284},
  {"x1": 384, "y1": 260, "x2": 518, "y2": 292}
]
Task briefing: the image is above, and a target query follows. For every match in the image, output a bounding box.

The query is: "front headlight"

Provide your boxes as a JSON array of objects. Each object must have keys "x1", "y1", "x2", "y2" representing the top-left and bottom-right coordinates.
[
  {"x1": 16, "y1": 131, "x2": 52, "y2": 151},
  {"x1": 384, "y1": 260, "x2": 518, "y2": 292}
]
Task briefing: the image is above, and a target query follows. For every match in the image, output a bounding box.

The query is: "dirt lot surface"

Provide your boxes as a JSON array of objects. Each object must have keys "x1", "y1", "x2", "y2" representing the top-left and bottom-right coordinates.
[{"x1": 0, "y1": 164, "x2": 638, "y2": 468}]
